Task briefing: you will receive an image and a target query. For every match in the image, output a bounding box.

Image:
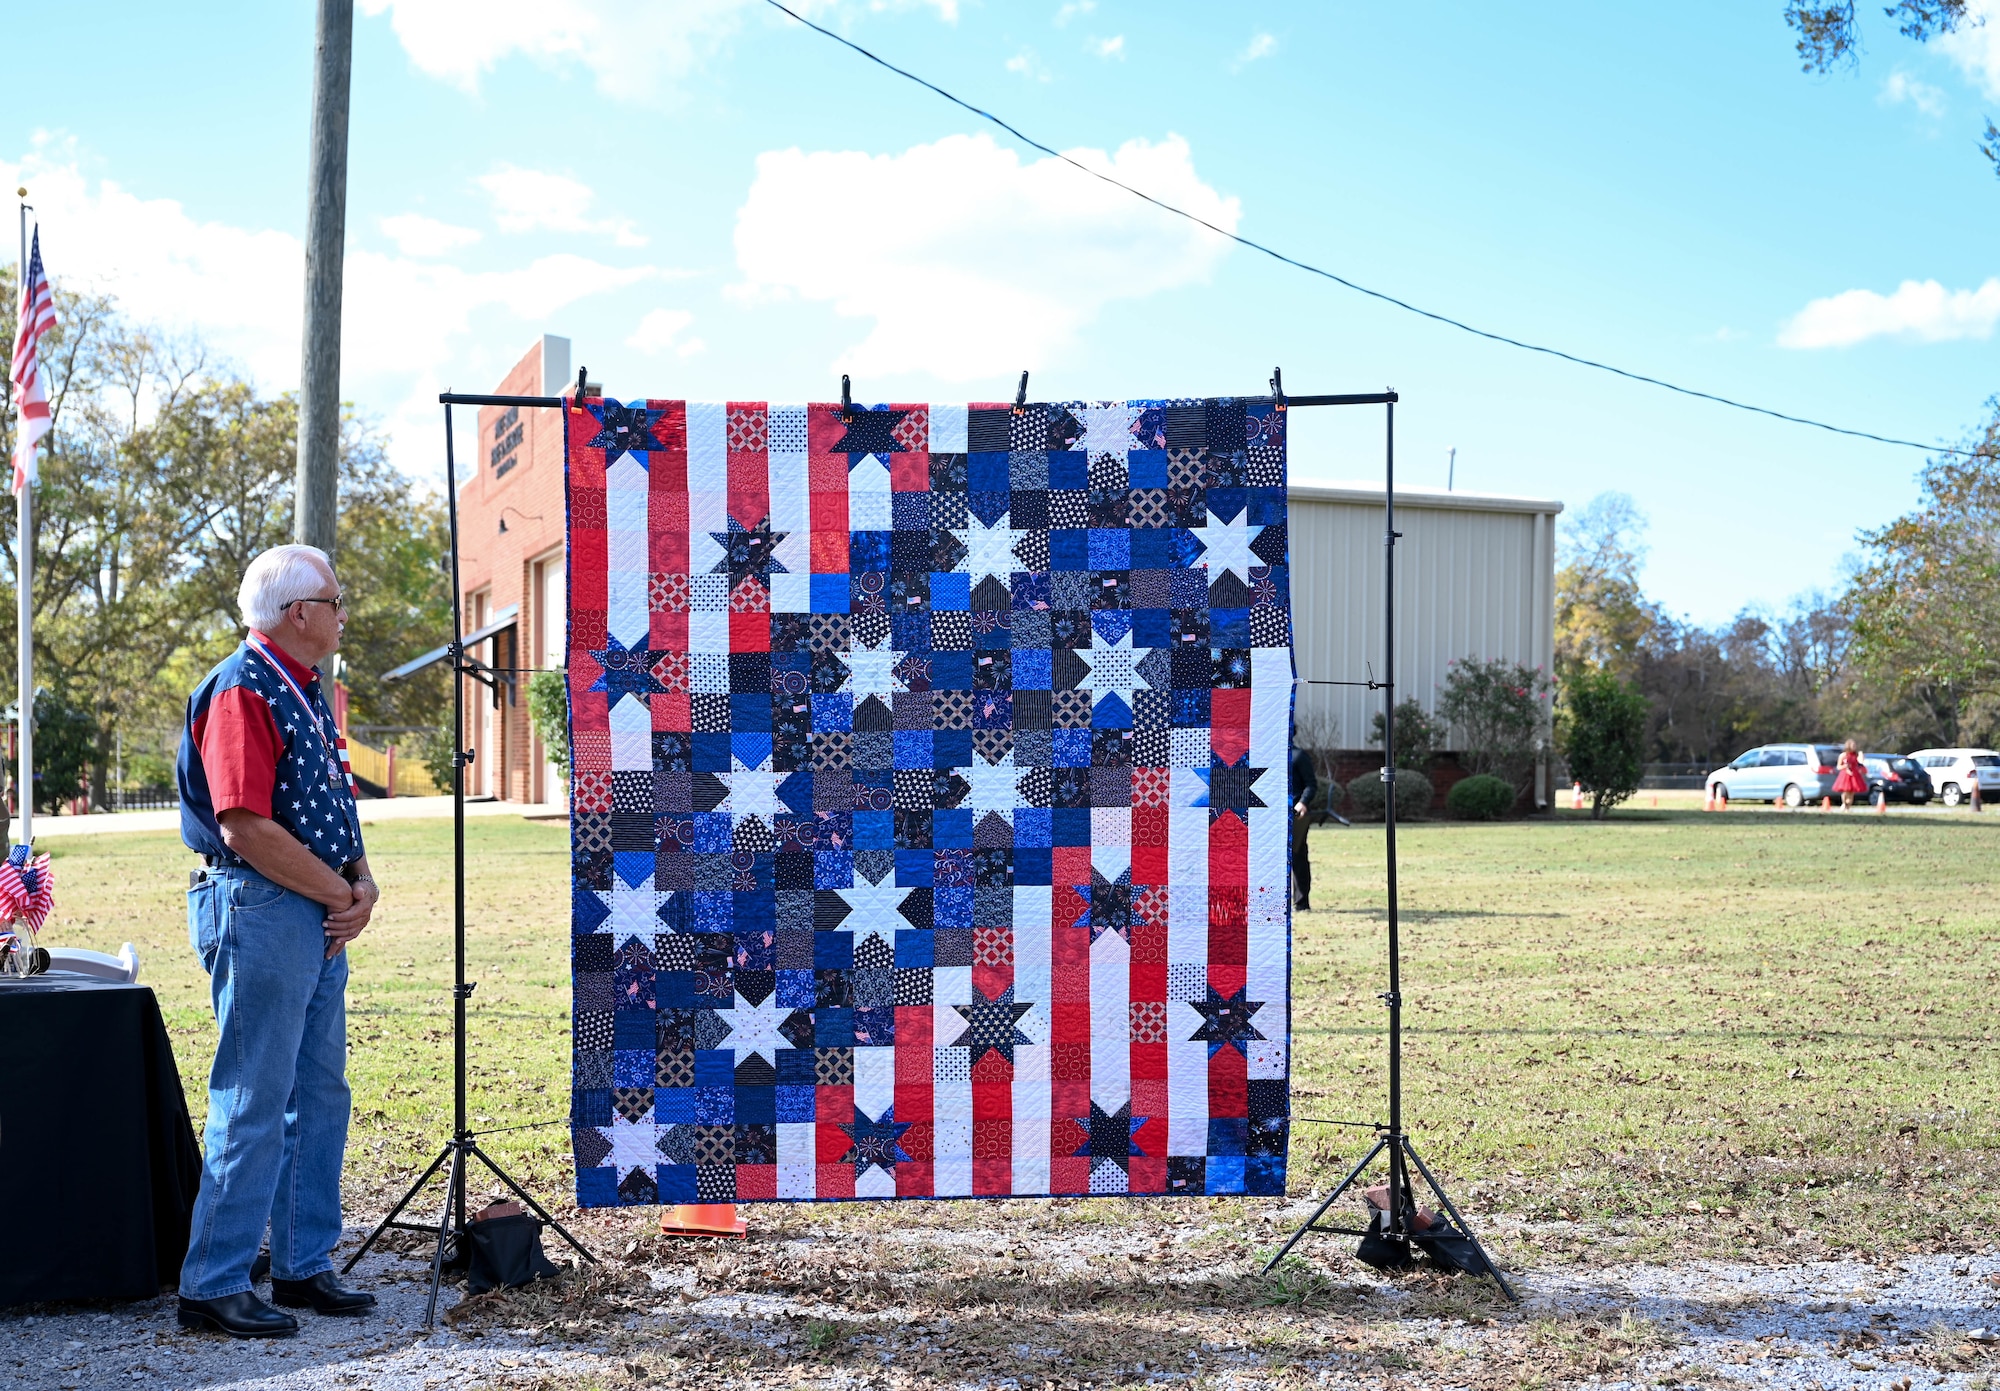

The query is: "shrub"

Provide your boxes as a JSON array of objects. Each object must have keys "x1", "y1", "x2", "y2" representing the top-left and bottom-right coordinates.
[
  {"x1": 526, "y1": 669, "x2": 571, "y2": 781},
  {"x1": 1346, "y1": 767, "x2": 1432, "y2": 822},
  {"x1": 1436, "y1": 657, "x2": 1551, "y2": 793},
  {"x1": 414, "y1": 724, "x2": 459, "y2": 794},
  {"x1": 1368, "y1": 697, "x2": 1442, "y2": 771},
  {"x1": 1557, "y1": 666, "x2": 1648, "y2": 818},
  {"x1": 1447, "y1": 773, "x2": 1515, "y2": 820}
]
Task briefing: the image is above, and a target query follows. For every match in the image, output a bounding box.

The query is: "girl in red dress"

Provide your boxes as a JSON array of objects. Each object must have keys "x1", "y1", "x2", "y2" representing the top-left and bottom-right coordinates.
[{"x1": 1832, "y1": 738, "x2": 1868, "y2": 810}]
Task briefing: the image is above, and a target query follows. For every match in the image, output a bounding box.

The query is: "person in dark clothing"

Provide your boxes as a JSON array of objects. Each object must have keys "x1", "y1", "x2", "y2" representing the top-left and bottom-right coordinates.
[{"x1": 1291, "y1": 745, "x2": 1319, "y2": 911}]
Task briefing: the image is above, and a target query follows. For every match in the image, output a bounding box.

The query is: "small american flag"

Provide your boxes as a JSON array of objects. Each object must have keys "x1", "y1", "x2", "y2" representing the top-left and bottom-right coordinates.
[{"x1": 9, "y1": 227, "x2": 56, "y2": 496}]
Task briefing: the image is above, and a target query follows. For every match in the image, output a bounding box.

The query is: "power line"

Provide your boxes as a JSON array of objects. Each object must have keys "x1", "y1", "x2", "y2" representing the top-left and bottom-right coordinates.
[{"x1": 761, "y1": 0, "x2": 1990, "y2": 460}]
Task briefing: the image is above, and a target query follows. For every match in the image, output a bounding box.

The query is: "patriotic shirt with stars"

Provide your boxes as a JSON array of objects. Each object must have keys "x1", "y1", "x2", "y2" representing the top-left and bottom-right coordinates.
[{"x1": 177, "y1": 630, "x2": 365, "y2": 872}]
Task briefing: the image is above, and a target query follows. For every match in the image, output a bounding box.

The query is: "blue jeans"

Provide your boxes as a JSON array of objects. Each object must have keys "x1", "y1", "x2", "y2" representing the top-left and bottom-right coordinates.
[{"x1": 179, "y1": 866, "x2": 351, "y2": 1299}]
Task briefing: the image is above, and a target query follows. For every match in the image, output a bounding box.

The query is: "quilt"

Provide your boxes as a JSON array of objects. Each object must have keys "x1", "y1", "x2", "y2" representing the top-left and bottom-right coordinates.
[{"x1": 565, "y1": 398, "x2": 1293, "y2": 1205}]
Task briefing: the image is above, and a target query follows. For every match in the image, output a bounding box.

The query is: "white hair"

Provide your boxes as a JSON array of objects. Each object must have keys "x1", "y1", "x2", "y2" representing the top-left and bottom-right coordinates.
[{"x1": 239, "y1": 544, "x2": 336, "y2": 632}]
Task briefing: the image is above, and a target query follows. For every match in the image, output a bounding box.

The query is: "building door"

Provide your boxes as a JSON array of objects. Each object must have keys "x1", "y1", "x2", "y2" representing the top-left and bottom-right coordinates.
[{"x1": 536, "y1": 554, "x2": 566, "y2": 805}]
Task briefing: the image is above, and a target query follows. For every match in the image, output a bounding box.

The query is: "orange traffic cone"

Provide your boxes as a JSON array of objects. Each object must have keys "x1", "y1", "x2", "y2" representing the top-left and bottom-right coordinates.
[
  {"x1": 1704, "y1": 785, "x2": 1717, "y2": 812},
  {"x1": 1571, "y1": 781, "x2": 1584, "y2": 810},
  {"x1": 1875, "y1": 788, "x2": 1887, "y2": 815},
  {"x1": 661, "y1": 1204, "x2": 747, "y2": 1239},
  {"x1": 1821, "y1": 795, "x2": 1832, "y2": 810}
]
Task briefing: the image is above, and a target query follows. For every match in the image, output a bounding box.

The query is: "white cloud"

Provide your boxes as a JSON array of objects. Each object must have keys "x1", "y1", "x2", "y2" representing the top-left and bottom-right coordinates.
[
  {"x1": 627, "y1": 307, "x2": 706, "y2": 358},
  {"x1": 1936, "y1": 0, "x2": 2000, "y2": 98},
  {"x1": 477, "y1": 165, "x2": 647, "y2": 246},
  {"x1": 731, "y1": 132, "x2": 1239, "y2": 380},
  {"x1": 1053, "y1": 0, "x2": 1095, "y2": 26},
  {"x1": 1089, "y1": 34, "x2": 1125, "y2": 60},
  {"x1": 3, "y1": 147, "x2": 663, "y2": 469},
  {"x1": 1778, "y1": 278, "x2": 2000, "y2": 347},
  {"x1": 1006, "y1": 47, "x2": 1052, "y2": 82},
  {"x1": 357, "y1": 0, "x2": 746, "y2": 103},
  {"x1": 1879, "y1": 69, "x2": 1946, "y2": 117},
  {"x1": 359, "y1": 0, "x2": 958, "y2": 102},
  {"x1": 380, "y1": 212, "x2": 482, "y2": 256},
  {"x1": 1233, "y1": 32, "x2": 1277, "y2": 69}
]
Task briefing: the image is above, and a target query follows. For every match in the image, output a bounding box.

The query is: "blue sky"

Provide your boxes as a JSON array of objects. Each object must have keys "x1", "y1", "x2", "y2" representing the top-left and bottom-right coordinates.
[{"x1": 4, "y1": 0, "x2": 1996, "y2": 625}]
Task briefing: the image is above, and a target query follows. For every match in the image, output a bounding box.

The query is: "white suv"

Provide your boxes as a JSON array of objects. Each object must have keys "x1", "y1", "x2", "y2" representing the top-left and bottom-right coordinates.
[{"x1": 1907, "y1": 748, "x2": 2000, "y2": 807}]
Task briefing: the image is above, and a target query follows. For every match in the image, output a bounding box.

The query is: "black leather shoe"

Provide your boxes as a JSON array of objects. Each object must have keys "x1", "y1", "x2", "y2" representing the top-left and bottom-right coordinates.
[
  {"x1": 270, "y1": 1271, "x2": 377, "y2": 1315},
  {"x1": 249, "y1": 1250, "x2": 270, "y2": 1283},
  {"x1": 177, "y1": 1291, "x2": 299, "y2": 1339}
]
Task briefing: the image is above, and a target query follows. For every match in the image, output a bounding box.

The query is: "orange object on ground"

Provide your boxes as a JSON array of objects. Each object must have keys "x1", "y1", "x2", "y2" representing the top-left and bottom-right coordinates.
[
  {"x1": 660, "y1": 1204, "x2": 747, "y2": 1238},
  {"x1": 1571, "y1": 781, "x2": 1584, "y2": 810}
]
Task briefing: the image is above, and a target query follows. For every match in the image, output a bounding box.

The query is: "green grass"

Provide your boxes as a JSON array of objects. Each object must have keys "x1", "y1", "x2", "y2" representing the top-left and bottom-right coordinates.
[
  {"x1": 46, "y1": 818, "x2": 576, "y2": 1203},
  {"x1": 1296, "y1": 804, "x2": 2000, "y2": 1261},
  {"x1": 40, "y1": 804, "x2": 2000, "y2": 1265}
]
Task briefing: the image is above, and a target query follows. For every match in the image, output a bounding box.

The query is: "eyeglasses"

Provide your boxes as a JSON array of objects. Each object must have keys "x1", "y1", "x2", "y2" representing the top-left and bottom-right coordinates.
[{"x1": 289, "y1": 593, "x2": 347, "y2": 614}]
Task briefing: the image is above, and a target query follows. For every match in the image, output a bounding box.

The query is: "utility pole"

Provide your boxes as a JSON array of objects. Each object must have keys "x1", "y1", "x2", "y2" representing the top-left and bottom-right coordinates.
[
  {"x1": 1446, "y1": 446, "x2": 1456, "y2": 492},
  {"x1": 295, "y1": 0, "x2": 353, "y2": 555}
]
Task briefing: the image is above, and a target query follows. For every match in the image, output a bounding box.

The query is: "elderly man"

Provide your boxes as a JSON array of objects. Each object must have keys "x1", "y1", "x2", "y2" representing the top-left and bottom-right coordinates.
[{"x1": 174, "y1": 544, "x2": 380, "y2": 1338}]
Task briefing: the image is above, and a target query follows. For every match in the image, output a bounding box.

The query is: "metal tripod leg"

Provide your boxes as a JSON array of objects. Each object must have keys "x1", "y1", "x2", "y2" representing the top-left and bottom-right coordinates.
[
  {"x1": 341, "y1": 1142, "x2": 452, "y2": 1274},
  {"x1": 466, "y1": 1141, "x2": 596, "y2": 1263},
  {"x1": 423, "y1": 1142, "x2": 467, "y2": 1327},
  {"x1": 1262, "y1": 1136, "x2": 1388, "y2": 1273},
  {"x1": 1400, "y1": 1137, "x2": 1517, "y2": 1302}
]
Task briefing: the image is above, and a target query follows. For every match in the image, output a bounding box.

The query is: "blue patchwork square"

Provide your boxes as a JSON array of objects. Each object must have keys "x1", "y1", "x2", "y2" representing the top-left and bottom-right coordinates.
[{"x1": 810, "y1": 573, "x2": 851, "y2": 612}]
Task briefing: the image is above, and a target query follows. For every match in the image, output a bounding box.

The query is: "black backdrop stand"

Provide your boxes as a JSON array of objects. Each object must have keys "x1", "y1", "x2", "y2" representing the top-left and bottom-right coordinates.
[
  {"x1": 344, "y1": 388, "x2": 595, "y2": 1326},
  {"x1": 343, "y1": 378, "x2": 1513, "y2": 1311},
  {"x1": 1261, "y1": 380, "x2": 1516, "y2": 1301}
]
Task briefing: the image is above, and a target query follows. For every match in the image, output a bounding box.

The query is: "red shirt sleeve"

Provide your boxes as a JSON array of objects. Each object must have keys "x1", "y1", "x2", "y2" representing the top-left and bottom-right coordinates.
[{"x1": 197, "y1": 685, "x2": 283, "y2": 818}]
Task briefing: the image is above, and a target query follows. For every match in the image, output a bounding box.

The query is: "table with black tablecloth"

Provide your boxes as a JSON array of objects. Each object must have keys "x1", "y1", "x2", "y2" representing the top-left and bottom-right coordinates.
[{"x1": 0, "y1": 975, "x2": 202, "y2": 1307}]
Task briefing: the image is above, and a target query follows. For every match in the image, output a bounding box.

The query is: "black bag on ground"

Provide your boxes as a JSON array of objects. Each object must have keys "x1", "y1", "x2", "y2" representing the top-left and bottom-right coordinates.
[
  {"x1": 1411, "y1": 1218, "x2": 1494, "y2": 1277},
  {"x1": 465, "y1": 1212, "x2": 561, "y2": 1294},
  {"x1": 1354, "y1": 1206, "x2": 1416, "y2": 1271}
]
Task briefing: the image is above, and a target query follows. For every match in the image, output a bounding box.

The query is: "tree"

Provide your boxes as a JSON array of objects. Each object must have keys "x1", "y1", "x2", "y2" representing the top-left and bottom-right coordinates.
[
  {"x1": 1, "y1": 268, "x2": 451, "y2": 804},
  {"x1": 1436, "y1": 657, "x2": 1551, "y2": 794},
  {"x1": 1783, "y1": 2, "x2": 1999, "y2": 180},
  {"x1": 1555, "y1": 492, "x2": 1655, "y2": 681},
  {"x1": 1558, "y1": 667, "x2": 1649, "y2": 818},
  {"x1": 1839, "y1": 402, "x2": 2000, "y2": 748}
]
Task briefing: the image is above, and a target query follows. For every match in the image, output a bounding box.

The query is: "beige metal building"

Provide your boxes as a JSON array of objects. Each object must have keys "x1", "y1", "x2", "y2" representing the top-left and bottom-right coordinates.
[{"x1": 1288, "y1": 482, "x2": 1564, "y2": 805}]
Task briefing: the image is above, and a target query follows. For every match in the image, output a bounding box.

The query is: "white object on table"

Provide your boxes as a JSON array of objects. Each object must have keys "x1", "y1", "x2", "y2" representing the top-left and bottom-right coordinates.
[{"x1": 44, "y1": 942, "x2": 140, "y2": 983}]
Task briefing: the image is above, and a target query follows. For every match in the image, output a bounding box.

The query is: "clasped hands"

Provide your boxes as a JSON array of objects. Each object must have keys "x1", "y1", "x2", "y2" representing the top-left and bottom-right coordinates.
[{"x1": 323, "y1": 877, "x2": 378, "y2": 959}]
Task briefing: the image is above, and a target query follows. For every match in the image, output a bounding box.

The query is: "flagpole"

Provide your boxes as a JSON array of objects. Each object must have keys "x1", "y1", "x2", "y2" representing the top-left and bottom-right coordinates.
[{"x1": 14, "y1": 195, "x2": 30, "y2": 846}]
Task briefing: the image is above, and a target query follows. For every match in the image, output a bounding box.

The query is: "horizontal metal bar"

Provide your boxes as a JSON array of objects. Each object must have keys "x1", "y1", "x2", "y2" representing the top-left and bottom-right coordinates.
[
  {"x1": 1270, "y1": 392, "x2": 1398, "y2": 406},
  {"x1": 443, "y1": 390, "x2": 1394, "y2": 410},
  {"x1": 439, "y1": 392, "x2": 569, "y2": 407}
]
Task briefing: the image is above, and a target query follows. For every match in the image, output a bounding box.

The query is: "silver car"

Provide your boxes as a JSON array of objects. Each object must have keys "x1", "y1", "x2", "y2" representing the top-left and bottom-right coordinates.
[{"x1": 1706, "y1": 743, "x2": 1842, "y2": 806}]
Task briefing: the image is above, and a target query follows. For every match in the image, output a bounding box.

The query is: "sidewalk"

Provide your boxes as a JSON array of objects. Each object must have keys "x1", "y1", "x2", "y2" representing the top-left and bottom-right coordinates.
[{"x1": 11, "y1": 796, "x2": 567, "y2": 841}]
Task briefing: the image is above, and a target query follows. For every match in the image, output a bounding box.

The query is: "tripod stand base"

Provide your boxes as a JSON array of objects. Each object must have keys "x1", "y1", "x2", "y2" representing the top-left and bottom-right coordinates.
[
  {"x1": 1265, "y1": 1132, "x2": 1517, "y2": 1302},
  {"x1": 343, "y1": 1133, "x2": 596, "y2": 1326}
]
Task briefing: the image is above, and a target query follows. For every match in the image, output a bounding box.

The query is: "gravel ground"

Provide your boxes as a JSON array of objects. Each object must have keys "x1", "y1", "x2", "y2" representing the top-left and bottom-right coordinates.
[
  {"x1": 5, "y1": 1227, "x2": 1997, "y2": 1390},
  {"x1": 0, "y1": 1232, "x2": 621, "y2": 1391},
  {"x1": 1523, "y1": 1251, "x2": 2000, "y2": 1390}
]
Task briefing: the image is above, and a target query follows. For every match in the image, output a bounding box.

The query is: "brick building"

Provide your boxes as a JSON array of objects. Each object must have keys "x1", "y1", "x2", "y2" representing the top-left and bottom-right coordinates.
[{"x1": 452, "y1": 335, "x2": 575, "y2": 804}]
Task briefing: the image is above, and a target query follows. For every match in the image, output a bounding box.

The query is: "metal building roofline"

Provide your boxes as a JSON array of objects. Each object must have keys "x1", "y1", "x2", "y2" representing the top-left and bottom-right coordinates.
[{"x1": 1289, "y1": 482, "x2": 1564, "y2": 516}]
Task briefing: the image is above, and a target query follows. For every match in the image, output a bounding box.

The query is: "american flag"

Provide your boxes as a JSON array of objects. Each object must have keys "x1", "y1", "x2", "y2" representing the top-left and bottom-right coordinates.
[{"x1": 9, "y1": 227, "x2": 56, "y2": 496}]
